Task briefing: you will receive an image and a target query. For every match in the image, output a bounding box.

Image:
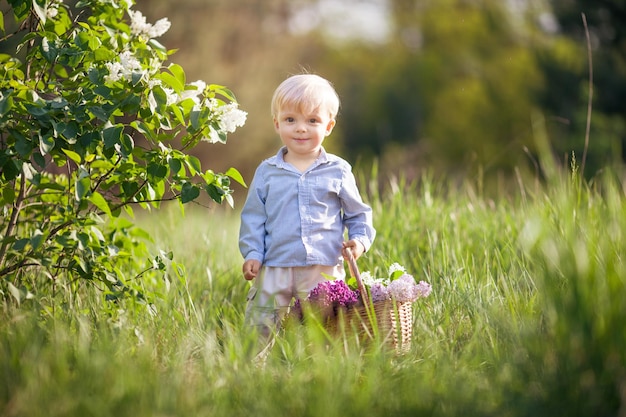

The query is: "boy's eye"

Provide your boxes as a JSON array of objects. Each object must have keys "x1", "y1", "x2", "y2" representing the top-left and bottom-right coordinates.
[
  {"x1": 286, "y1": 117, "x2": 294, "y2": 122},
  {"x1": 309, "y1": 118, "x2": 318, "y2": 123}
]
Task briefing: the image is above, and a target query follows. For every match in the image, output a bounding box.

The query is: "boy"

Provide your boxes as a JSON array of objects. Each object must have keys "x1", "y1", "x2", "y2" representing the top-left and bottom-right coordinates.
[{"x1": 238, "y1": 73, "x2": 376, "y2": 339}]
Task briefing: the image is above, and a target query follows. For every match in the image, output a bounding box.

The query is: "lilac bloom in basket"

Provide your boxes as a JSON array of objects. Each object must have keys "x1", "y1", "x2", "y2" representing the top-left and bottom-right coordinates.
[
  {"x1": 307, "y1": 280, "x2": 360, "y2": 308},
  {"x1": 290, "y1": 280, "x2": 360, "y2": 321},
  {"x1": 361, "y1": 263, "x2": 432, "y2": 303}
]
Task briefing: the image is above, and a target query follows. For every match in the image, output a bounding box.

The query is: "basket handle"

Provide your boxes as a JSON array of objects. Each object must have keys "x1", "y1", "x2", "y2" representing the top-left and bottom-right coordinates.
[{"x1": 345, "y1": 250, "x2": 372, "y2": 306}]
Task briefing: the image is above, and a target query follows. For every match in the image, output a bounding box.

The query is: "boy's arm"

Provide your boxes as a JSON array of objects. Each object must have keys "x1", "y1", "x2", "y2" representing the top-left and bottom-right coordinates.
[
  {"x1": 340, "y1": 169, "x2": 376, "y2": 252},
  {"x1": 238, "y1": 169, "x2": 267, "y2": 268}
]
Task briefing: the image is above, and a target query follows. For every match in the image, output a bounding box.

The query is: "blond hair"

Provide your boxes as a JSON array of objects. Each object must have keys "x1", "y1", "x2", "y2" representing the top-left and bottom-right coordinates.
[{"x1": 271, "y1": 74, "x2": 340, "y2": 120}]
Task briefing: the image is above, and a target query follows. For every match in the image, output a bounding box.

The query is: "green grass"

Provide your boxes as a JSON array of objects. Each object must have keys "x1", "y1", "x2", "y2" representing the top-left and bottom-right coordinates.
[{"x1": 2, "y1": 171, "x2": 625, "y2": 416}]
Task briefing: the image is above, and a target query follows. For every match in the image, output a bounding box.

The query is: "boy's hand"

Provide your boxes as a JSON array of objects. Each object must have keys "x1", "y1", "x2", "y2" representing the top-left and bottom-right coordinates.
[
  {"x1": 243, "y1": 259, "x2": 261, "y2": 281},
  {"x1": 342, "y1": 239, "x2": 365, "y2": 261}
]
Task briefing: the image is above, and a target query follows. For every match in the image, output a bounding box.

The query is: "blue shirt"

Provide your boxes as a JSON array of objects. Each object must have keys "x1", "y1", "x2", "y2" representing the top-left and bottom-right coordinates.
[{"x1": 239, "y1": 146, "x2": 376, "y2": 267}]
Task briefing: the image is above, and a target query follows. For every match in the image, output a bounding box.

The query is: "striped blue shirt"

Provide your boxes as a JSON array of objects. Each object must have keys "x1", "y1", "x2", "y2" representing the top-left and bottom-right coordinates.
[{"x1": 239, "y1": 146, "x2": 376, "y2": 267}]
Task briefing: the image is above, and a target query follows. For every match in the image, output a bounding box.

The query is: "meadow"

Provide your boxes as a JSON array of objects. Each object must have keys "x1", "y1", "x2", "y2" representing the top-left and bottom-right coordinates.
[{"x1": 1, "y1": 168, "x2": 625, "y2": 417}]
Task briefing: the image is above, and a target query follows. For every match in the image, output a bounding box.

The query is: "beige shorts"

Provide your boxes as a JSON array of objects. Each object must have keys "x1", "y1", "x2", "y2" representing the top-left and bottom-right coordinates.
[{"x1": 244, "y1": 264, "x2": 345, "y2": 335}]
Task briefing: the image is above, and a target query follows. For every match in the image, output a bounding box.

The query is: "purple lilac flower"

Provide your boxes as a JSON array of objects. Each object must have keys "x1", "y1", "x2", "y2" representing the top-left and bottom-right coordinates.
[
  {"x1": 370, "y1": 282, "x2": 390, "y2": 302},
  {"x1": 387, "y1": 274, "x2": 433, "y2": 302},
  {"x1": 415, "y1": 280, "x2": 432, "y2": 298},
  {"x1": 388, "y1": 275, "x2": 418, "y2": 302},
  {"x1": 307, "y1": 280, "x2": 359, "y2": 308}
]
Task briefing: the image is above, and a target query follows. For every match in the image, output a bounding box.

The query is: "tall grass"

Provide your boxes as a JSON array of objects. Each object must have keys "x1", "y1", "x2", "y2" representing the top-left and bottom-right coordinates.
[{"x1": 1, "y1": 170, "x2": 625, "y2": 417}]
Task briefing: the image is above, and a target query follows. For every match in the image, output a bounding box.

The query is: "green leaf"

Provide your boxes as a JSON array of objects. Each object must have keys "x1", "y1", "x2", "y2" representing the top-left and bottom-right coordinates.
[
  {"x1": 14, "y1": 136, "x2": 32, "y2": 158},
  {"x1": 168, "y1": 63, "x2": 186, "y2": 87},
  {"x1": 39, "y1": 134, "x2": 55, "y2": 155},
  {"x1": 62, "y1": 148, "x2": 82, "y2": 164},
  {"x1": 150, "y1": 85, "x2": 168, "y2": 113},
  {"x1": 225, "y1": 167, "x2": 246, "y2": 187},
  {"x1": 168, "y1": 158, "x2": 183, "y2": 176},
  {"x1": 206, "y1": 183, "x2": 225, "y2": 203},
  {"x1": 147, "y1": 162, "x2": 168, "y2": 180},
  {"x1": 0, "y1": 90, "x2": 13, "y2": 116},
  {"x1": 118, "y1": 134, "x2": 134, "y2": 158},
  {"x1": 33, "y1": 153, "x2": 46, "y2": 169},
  {"x1": 90, "y1": 106, "x2": 109, "y2": 122},
  {"x1": 185, "y1": 155, "x2": 202, "y2": 175},
  {"x1": 88, "y1": 34, "x2": 101, "y2": 51},
  {"x1": 0, "y1": 10, "x2": 4, "y2": 33},
  {"x1": 209, "y1": 84, "x2": 237, "y2": 102},
  {"x1": 159, "y1": 72, "x2": 185, "y2": 94},
  {"x1": 89, "y1": 191, "x2": 112, "y2": 216},
  {"x1": 181, "y1": 182, "x2": 199, "y2": 203},
  {"x1": 170, "y1": 103, "x2": 186, "y2": 125},
  {"x1": 1, "y1": 158, "x2": 20, "y2": 181},
  {"x1": 1, "y1": 184, "x2": 15, "y2": 204},
  {"x1": 32, "y1": 0, "x2": 47, "y2": 24},
  {"x1": 75, "y1": 176, "x2": 91, "y2": 201},
  {"x1": 390, "y1": 270, "x2": 404, "y2": 281},
  {"x1": 41, "y1": 37, "x2": 57, "y2": 62},
  {"x1": 7, "y1": 282, "x2": 21, "y2": 305},
  {"x1": 30, "y1": 229, "x2": 46, "y2": 251},
  {"x1": 103, "y1": 125, "x2": 123, "y2": 149},
  {"x1": 75, "y1": 31, "x2": 100, "y2": 51}
]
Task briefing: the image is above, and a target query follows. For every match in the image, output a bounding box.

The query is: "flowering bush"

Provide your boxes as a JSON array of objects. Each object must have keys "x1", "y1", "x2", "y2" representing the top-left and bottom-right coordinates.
[
  {"x1": 361, "y1": 263, "x2": 432, "y2": 303},
  {"x1": 0, "y1": 0, "x2": 247, "y2": 306}
]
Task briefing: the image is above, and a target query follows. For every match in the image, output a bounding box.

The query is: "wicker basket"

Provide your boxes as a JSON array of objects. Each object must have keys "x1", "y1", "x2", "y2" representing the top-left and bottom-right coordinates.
[{"x1": 325, "y1": 253, "x2": 413, "y2": 353}]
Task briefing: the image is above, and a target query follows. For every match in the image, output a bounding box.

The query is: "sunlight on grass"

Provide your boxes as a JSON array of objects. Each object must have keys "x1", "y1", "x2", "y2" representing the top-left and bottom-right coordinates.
[{"x1": 2, "y1": 172, "x2": 626, "y2": 416}]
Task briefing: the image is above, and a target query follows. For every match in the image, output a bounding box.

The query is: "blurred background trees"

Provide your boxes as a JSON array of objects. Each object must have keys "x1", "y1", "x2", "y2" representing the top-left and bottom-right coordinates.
[{"x1": 61, "y1": 0, "x2": 626, "y2": 198}]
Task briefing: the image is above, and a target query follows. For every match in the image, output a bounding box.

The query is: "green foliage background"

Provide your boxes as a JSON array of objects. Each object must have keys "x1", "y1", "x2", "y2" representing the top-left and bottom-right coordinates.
[{"x1": 136, "y1": 0, "x2": 626, "y2": 195}]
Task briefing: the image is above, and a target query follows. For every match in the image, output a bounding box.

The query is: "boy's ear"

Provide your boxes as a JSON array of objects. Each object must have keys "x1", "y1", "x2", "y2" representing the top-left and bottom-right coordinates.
[{"x1": 325, "y1": 119, "x2": 336, "y2": 136}]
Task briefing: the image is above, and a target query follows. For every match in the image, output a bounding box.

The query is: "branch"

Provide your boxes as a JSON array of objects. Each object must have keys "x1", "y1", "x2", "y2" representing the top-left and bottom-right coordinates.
[
  {"x1": 0, "y1": 173, "x2": 26, "y2": 270},
  {"x1": 90, "y1": 155, "x2": 122, "y2": 193}
]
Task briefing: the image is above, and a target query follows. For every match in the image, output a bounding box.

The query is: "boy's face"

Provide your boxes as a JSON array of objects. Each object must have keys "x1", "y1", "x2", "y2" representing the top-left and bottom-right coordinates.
[{"x1": 274, "y1": 105, "x2": 336, "y2": 159}]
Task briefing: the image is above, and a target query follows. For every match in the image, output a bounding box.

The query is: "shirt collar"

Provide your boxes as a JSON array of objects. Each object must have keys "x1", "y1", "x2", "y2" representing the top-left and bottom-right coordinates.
[{"x1": 273, "y1": 146, "x2": 329, "y2": 170}]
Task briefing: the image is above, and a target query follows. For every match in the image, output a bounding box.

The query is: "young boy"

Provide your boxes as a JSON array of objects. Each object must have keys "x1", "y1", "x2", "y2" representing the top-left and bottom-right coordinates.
[{"x1": 238, "y1": 73, "x2": 376, "y2": 339}]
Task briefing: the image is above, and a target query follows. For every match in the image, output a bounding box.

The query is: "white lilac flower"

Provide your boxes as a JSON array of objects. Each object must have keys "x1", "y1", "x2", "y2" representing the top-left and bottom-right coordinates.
[
  {"x1": 163, "y1": 86, "x2": 178, "y2": 106},
  {"x1": 202, "y1": 126, "x2": 222, "y2": 144},
  {"x1": 104, "y1": 51, "x2": 143, "y2": 83},
  {"x1": 360, "y1": 271, "x2": 375, "y2": 286},
  {"x1": 148, "y1": 18, "x2": 171, "y2": 38},
  {"x1": 179, "y1": 81, "x2": 207, "y2": 104},
  {"x1": 104, "y1": 62, "x2": 124, "y2": 83},
  {"x1": 216, "y1": 102, "x2": 247, "y2": 133},
  {"x1": 129, "y1": 10, "x2": 171, "y2": 39},
  {"x1": 388, "y1": 262, "x2": 406, "y2": 275},
  {"x1": 46, "y1": 0, "x2": 62, "y2": 19},
  {"x1": 361, "y1": 261, "x2": 432, "y2": 303}
]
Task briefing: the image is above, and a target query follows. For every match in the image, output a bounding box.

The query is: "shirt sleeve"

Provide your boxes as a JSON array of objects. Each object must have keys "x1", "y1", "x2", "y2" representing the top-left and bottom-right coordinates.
[
  {"x1": 339, "y1": 166, "x2": 376, "y2": 252},
  {"x1": 238, "y1": 166, "x2": 267, "y2": 263}
]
